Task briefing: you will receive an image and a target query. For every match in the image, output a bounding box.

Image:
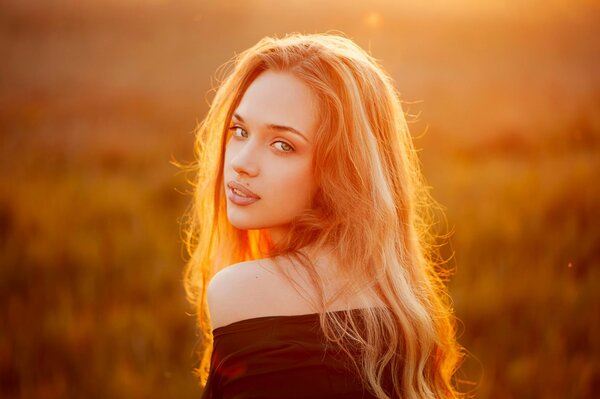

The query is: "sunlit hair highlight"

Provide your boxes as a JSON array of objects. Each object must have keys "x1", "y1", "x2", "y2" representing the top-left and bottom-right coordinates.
[{"x1": 182, "y1": 32, "x2": 464, "y2": 398}]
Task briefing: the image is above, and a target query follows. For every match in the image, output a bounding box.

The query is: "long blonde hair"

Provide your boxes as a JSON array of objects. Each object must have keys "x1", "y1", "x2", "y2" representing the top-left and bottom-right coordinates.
[{"x1": 182, "y1": 32, "x2": 463, "y2": 398}]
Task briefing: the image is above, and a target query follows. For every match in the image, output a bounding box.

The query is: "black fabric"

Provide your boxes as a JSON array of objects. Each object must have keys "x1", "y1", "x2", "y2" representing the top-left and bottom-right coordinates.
[{"x1": 200, "y1": 308, "x2": 391, "y2": 399}]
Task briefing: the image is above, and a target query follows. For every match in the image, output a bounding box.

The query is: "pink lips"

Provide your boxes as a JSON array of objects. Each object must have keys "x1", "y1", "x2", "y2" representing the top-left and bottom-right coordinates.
[{"x1": 226, "y1": 181, "x2": 261, "y2": 206}]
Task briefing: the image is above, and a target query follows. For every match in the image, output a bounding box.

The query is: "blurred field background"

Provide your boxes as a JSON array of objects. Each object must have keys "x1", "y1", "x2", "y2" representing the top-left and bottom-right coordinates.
[{"x1": 1, "y1": 0, "x2": 598, "y2": 398}]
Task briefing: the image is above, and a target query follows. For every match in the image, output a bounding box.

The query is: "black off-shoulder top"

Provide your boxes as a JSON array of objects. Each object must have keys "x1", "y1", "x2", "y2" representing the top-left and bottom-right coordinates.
[{"x1": 200, "y1": 308, "x2": 392, "y2": 399}]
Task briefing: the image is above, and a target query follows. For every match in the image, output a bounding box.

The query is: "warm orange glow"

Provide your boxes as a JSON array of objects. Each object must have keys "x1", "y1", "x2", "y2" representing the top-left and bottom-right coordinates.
[
  {"x1": 364, "y1": 11, "x2": 383, "y2": 29},
  {"x1": 3, "y1": 0, "x2": 598, "y2": 398}
]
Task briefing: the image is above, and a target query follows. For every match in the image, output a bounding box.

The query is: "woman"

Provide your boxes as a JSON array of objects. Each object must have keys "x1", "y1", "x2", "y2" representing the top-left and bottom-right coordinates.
[{"x1": 182, "y1": 32, "x2": 463, "y2": 398}]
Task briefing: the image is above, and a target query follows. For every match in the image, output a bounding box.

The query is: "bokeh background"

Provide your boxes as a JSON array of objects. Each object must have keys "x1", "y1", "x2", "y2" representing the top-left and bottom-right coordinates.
[{"x1": 1, "y1": 0, "x2": 598, "y2": 398}]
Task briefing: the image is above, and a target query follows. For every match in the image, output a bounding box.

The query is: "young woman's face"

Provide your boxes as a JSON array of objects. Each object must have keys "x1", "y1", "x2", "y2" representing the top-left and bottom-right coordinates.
[{"x1": 223, "y1": 70, "x2": 319, "y2": 241}]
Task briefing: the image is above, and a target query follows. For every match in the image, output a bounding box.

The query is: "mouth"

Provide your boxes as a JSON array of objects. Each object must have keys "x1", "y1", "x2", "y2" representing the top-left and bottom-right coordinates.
[{"x1": 226, "y1": 181, "x2": 261, "y2": 205}]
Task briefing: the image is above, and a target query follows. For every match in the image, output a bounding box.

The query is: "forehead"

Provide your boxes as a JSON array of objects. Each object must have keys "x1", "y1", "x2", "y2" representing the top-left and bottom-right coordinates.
[{"x1": 234, "y1": 70, "x2": 319, "y2": 140}]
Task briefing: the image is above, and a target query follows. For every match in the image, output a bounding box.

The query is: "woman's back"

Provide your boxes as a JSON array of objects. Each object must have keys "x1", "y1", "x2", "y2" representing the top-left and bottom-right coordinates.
[
  {"x1": 202, "y1": 308, "x2": 393, "y2": 399},
  {"x1": 203, "y1": 254, "x2": 392, "y2": 398},
  {"x1": 207, "y1": 253, "x2": 384, "y2": 331}
]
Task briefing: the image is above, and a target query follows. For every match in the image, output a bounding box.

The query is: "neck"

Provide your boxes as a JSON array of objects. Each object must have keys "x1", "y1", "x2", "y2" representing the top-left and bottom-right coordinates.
[{"x1": 266, "y1": 226, "x2": 288, "y2": 246}]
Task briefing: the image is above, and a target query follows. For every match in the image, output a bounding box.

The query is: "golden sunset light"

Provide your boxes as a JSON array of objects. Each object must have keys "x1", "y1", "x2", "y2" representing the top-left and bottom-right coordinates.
[{"x1": 1, "y1": 0, "x2": 598, "y2": 398}]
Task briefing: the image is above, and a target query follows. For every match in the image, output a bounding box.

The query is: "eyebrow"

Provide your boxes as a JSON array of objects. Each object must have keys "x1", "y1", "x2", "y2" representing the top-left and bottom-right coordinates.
[{"x1": 232, "y1": 113, "x2": 309, "y2": 143}]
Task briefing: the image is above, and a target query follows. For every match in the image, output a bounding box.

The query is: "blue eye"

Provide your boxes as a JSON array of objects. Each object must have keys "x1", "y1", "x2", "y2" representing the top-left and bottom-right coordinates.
[
  {"x1": 228, "y1": 126, "x2": 248, "y2": 138},
  {"x1": 228, "y1": 125, "x2": 294, "y2": 153},
  {"x1": 273, "y1": 141, "x2": 294, "y2": 153}
]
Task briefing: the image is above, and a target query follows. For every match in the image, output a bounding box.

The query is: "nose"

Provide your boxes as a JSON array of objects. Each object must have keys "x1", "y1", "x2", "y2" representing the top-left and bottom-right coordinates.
[{"x1": 229, "y1": 140, "x2": 259, "y2": 177}]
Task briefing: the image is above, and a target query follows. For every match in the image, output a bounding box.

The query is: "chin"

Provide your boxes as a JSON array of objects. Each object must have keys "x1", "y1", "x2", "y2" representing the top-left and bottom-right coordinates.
[
  {"x1": 227, "y1": 218, "x2": 255, "y2": 231},
  {"x1": 227, "y1": 215, "x2": 289, "y2": 232},
  {"x1": 226, "y1": 211, "x2": 260, "y2": 230}
]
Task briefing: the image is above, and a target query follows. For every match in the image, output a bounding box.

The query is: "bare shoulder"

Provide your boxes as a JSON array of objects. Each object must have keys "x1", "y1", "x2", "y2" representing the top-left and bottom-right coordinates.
[
  {"x1": 206, "y1": 260, "x2": 263, "y2": 330},
  {"x1": 207, "y1": 257, "x2": 311, "y2": 330}
]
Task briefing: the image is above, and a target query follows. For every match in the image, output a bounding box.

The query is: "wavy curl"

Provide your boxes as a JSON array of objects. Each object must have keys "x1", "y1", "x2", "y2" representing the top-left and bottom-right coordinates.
[{"x1": 181, "y1": 32, "x2": 464, "y2": 398}]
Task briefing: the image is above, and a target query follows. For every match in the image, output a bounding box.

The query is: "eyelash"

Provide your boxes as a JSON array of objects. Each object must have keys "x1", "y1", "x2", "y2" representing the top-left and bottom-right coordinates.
[{"x1": 228, "y1": 125, "x2": 295, "y2": 153}]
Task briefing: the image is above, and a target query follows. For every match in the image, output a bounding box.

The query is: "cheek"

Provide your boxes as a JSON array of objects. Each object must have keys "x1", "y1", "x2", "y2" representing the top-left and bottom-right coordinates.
[
  {"x1": 269, "y1": 161, "x2": 313, "y2": 208},
  {"x1": 223, "y1": 140, "x2": 234, "y2": 164}
]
